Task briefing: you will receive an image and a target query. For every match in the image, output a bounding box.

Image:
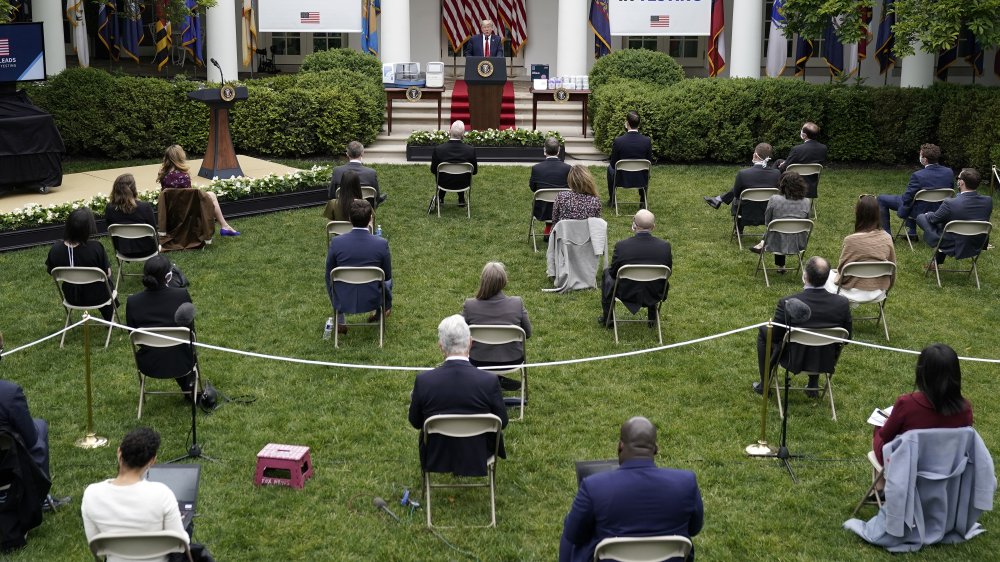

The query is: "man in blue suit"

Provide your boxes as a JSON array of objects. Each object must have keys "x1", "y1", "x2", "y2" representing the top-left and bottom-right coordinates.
[
  {"x1": 0, "y1": 374, "x2": 49, "y2": 479},
  {"x1": 916, "y1": 168, "x2": 993, "y2": 267},
  {"x1": 606, "y1": 111, "x2": 653, "y2": 208},
  {"x1": 463, "y1": 19, "x2": 503, "y2": 58},
  {"x1": 559, "y1": 416, "x2": 703, "y2": 562},
  {"x1": 325, "y1": 200, "x2": 392, "y2": 333},
  {"x1": 877, "y1": 144, "x2": 953, "y2": 239},
  {"x1": 408, "y1": 315, "x2": 508, "y2": 477}
]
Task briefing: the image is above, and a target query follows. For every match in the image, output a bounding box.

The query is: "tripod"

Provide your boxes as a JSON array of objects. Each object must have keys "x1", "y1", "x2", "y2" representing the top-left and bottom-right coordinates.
[{"x1": 169, "y1": 329, "x2": 216, "y2": 464}]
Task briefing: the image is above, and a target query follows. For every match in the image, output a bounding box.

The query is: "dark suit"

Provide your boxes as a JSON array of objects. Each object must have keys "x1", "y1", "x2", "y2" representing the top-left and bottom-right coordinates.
[
  {"x1": 756, "y1": 287, "x2": 852, "y2": 383},
  {"x1": 431, "y1": 140, "x2": 478, "y2": 204},
  {"x1": 408, "y1": 359, "x2": 508, "y2": 476},
  {"x1": 877, "y1": 163, "x2": 954, "y2": 234},
  {"x1": 0, "y1": 380, "x2": 49, "y2": 477},
  {"x1": 916, "y1": 190, "x2": 993, "y2": 259},
  {"x1": 601, "y1": 232, "x2": 672, "y2": 320},
  {"x1": 325, "y1": 228, "x2": 393, "y2": 314},
  {"x1": 722, "y1": 164, "x2": 781, "y2": 230},
  {"x1": 463, "y1": 33, "x2": 503, "y2": 57},
  {"x1": 104, "y1": 201, "x2": 158, "y2": 258},
  {"x1": 529, "y1": 157, "x2": 571, "y2": 220},
  {"x1": 778, "y1": 140, "x2": 827, "y2": 198},
  {"x1": 126, "y1": 287, "x2": 196, "y2": 392},
  {"x1": 607, "y1": 131, "x2": 653, "y2": 203},
  {"x1": 559, "y1": 458, "x2": 704, "y2": 562},
  {"x1": 329, "y1": 161, "x2": 382, "y2": 205}
]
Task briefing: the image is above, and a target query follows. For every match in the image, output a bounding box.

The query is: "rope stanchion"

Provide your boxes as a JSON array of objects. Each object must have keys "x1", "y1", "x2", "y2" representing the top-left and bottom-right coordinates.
[
  {"x1": 746, "y1": 322, "x2": 777, "y2": 457},
  {"x1": 74, "y1": 313, "x2": 108, "y2": 449}
]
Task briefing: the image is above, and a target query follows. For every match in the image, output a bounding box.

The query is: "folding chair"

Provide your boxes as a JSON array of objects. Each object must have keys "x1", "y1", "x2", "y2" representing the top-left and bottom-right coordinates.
[
  {"x1": 325, "y1": 221, "x2": 353, "y2": 245},
  {"x1": 895, "y1": 188, "x2": 954, "y2": 250},
  {"x1": 130, "y1": 327, "x2": 199, "y2": 419},
  {"x1": 334, "y1": 185, "x2": 378, "y2": 202},
  {"x1": 753, "y1": 218, "x2": 814, "y2": 287},
  {"x1": 89, "y1": 529, "x2": 192, "y2": 562},
  {"x1": 836, "y1": 261, "x2": 895, "y2": 341},
  {"x1": 925, "y1": 220, "x2": 992, "y2": 289},
  {"x1": 468, "y1": 325, "x2": 528, "y2": 421},
  {"x1": 770, "y1": 327, "x2": 849, "y2": 421},
  {"x1": 612, "y1": 159, "x2": 651, "y2": 216},
  {"x1": 730, "y1": 187, "x2": 779, "y2": 250},
  {"x1": 422, "y1": 414, "x2": 503, "y2": 528},
  {"x1": 50, "y1": 267, "x2": 118, "y2": 348},
  {"x1": 528, "y1": 187, "x2": 568, "y2": 252},
  {"x1": 107, "y1": 223, "x2": 160, "y2": 290},
  {"x1": 851, "y1": 450, "x2": 884, "y2": 517},
  {"x1": 608, "y1": 265, "x2": 671, "y2": 345},
  {"x1": 434, "y1": 162, "x2": 474, "y2": 218},
  {"x1": 785, "y1": 163, "x2": 822, "y2": 218},
  {"x1": 329, "y1": 266, "x2": 386, "y2": 348},
  {"x1": 593, "y1": 535, "x2": 692, "y2": 562}
]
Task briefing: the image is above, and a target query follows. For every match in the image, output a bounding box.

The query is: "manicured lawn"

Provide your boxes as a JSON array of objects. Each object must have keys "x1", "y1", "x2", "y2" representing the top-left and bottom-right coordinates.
[{"x1": 2, "y1": 161, "x2": 998, "y2": 560}]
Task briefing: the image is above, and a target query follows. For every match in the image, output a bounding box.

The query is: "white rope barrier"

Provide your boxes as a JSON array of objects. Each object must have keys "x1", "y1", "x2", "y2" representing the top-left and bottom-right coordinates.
[{"x1": 0, "y1": 318, "x2": 89, "y2": 358}]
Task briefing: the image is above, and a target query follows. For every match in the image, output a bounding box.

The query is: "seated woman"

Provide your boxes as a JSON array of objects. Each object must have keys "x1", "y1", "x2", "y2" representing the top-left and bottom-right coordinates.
[
  {"x1": 552, "y1": 165, "x2": 602, "y2": 226},
  {"x1": 105, "y1": 173, "x2": 158, "y2": 258},
  {"x1": 751, "y1": 171, "x2": 810, "y2": 270},
  {"x1": 323, "y1": 170, "x2": 365, "y2": 222},
  {"x1": 126, "y1": 255, "x2": 196, "y2": 395},
  {"x1": 157, "y1": 144, "x2": 240, "y2": 236},
  {"x1": 825, "y1": 195, "x2": 896, "y2": 301},
  {"x1": 462, "y1": 262, "x2": 531, "y2": 391},
  {"x1": 45, "y1": 207, "x2": 116, "y2": 321},
  {"x1": 873, "y1": 343, "x2": 972, "y2": 467}
]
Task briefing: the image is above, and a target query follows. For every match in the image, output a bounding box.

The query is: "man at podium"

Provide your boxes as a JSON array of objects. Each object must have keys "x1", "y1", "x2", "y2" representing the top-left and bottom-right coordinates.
[{"x1": 464, "y1": 19, "x2": 503, "y2": 58}]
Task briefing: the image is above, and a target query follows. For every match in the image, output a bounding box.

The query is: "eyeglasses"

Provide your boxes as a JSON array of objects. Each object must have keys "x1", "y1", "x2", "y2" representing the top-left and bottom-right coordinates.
[{"x1": 858, "y1": 194, "x2": 875, "y2": 200}]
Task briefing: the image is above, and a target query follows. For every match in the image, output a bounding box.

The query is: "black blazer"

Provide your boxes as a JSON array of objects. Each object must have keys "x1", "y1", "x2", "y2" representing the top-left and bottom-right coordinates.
[
  {"x1": 126, "y1": 287, "x2": 195, "y2": 379},
  {"x1": 529, "y1": 158, "x2": 571, "y2": 220},
  {"x1": 772, "y1": 287, "x2": 852, "y2": 375},
  {"x1": 607, "y1": 232, "x2": 672, "y2": 311},
  {"x1": 463, "y1": 33, "x2": 503, "y2": 57},
  {"x1": 779, "y1": 140, "x2": 827, "y2": 198},
  {"x1": 105, "y1": 202, "x2": 158, "y2": 258},
  {"x1": 610, "y1": 131, "x2": 653, "y2": 188},
  {"x1": 329, "y1": 161, "x2": 381, "y2": 201},
  {"x1": 731, "y1": 165, "x2": 782, "y2": 224},
  {"x1": 408, "y1": 359, "x2": 508, "y2": 477},
  {"x1": 431, "y1": 140, "x2": 478, "y2": 190}
]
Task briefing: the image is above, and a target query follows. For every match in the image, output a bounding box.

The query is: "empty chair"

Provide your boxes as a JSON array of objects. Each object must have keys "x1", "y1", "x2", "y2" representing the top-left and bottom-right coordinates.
[
  {"x1": 130, "y1": 327, "x2": 199, "y2": 419},
  {"x1": 608, "y1": 265, "x2": 672, "y2": 345},
  {"x1": 770, "y1": 327, "x2": 850, "y2": 421},
  {"x1": 546, "y1": 218, "x2": 608, "y2": 292},
  {"x1": 329, "y1": 266, "x2": 387, "y2": 348},
  {"x1": 593, "y1": 535, "x2": 692, "y2": 562},
  {"x1": 754, "y1": 219, "x2": 814, "y2": 287},
  {"x1": 895, "y1": 188, "x2": 954, "y2": 250},
  {"x1": 925, "y1": 220, "x2": 992, "y2": 289},
  {"x1": 108, "y1": 223, "x2": 160, "y2": 290},
  {"x1": 731, "y1": 187, "x2": 779, "y2": 250},
  {"x1": 50, "y1": 267, "x2": 119, "y2": 348},
  {"x1": 611, "y1": 159, "x2": 651, "y2": 216},
  {"x1": 528, "y1": 188, "x2": 568, "y2": 252},
  {"x1": 89, "y1": 529, "x2": 191, "y2": 562},
  {"x1": 434, "y1": 162, "x2": 475, "y2": 218},
  {"x1": 836, "y1": 261, "x2": 895, "y2": 340}
]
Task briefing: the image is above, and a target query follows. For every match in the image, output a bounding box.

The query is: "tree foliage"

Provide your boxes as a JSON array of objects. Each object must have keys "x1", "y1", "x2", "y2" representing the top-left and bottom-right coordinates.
[
  {"x1": 780, "y1": 0, "x2": 873, "y2": 43},
  {"x1": 891, "y1": 0, "x2": 1000, "y2": 56}
]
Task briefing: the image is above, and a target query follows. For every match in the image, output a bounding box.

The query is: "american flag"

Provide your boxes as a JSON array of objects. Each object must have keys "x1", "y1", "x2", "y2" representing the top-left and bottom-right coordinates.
[
  {"x1": 442, "y1": 0, "x2": 471, "y2": 52},
  {"x1": 650, "y1": 15, "x2": 670, "y2": 28},
  {"x1": 465, "y1": 0, "x2": 499, "y2": 32},
  {"x1": 499, "y1": 0, "x2": 527, "y2": 54},
  {"x1": 300, "y1": 11, "x2": 320, "y2": 24},
  {"x1": 0, "y1": 39, "x2": 9, "y2": 56}
]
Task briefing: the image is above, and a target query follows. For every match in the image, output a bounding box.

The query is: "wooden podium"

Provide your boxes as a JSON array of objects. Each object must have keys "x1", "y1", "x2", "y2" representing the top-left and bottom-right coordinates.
[
  {"x1": 464, "y1": 57, "x2": 507, "y2": 131},
  {"x1": 187, "y1": 86, "x2": 248, "y2": 180}
]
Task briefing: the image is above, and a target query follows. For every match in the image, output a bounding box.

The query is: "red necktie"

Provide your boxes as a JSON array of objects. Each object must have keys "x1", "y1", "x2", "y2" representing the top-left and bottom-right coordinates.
[{"x1": 485, "y1": 36, "x2": 490, "y2": 58}]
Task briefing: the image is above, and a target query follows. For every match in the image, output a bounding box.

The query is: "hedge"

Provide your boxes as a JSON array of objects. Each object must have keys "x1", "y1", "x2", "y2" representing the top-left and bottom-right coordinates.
[
  {"x1": 19, "y1": 51, "x2": 385, "y2": 159},
  {"x1": 588, "y1": 49, "x2": 685, "y2": 92},
  {"x1": 591, "y1": 78, "x2": 1000, "y2": 172}
]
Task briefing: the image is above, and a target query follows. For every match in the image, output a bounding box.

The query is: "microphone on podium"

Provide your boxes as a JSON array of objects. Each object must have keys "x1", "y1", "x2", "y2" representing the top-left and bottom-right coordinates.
[{"x1": 210, "y1": 58, "x2": 224, "y2": 84}]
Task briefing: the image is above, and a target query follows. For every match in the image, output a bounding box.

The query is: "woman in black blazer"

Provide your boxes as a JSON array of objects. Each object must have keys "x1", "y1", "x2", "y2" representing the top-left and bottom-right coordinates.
[{"x1": 104, "y1": 173, "x2": 158, "y2": 258}]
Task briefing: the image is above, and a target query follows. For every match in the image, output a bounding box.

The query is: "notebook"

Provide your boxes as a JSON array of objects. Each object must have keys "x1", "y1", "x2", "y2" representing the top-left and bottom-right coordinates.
[
  {"x1": 574, "y1": 459, "x2": 618, "y2": 487},
  {"x1": 146, "y1": 463, "x2": 201, "y2": 529}
]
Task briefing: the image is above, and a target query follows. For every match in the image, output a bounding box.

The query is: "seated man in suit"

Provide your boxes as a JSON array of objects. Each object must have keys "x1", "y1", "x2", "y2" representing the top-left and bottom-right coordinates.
[
  {"x1": 325, "y1": 200, "x2": 392, "y2": 333},
  {"x1": 559, "y1": 416, "x2": 703, "y2": 562},
  {"x1": 408, "y1": 315, "x2": 508, "y2": 477},
  {"x1": 430, "y1": 121, "x2": 478, "y2": 210},
  {"x1": 329, "y1": 141, "x2": 386, "y2": 207},
  {"x1": 916, "y1": 167, "x2": 994, "y2": 268},
  {"x1": 753, "y1": 256, "x2": 852, "y2": 396},
  {"x1": 463, "y1": 19, "x2": 503, "y2": 58},
  {"x1": 606, "y1": 111, "x2": 653, "y2": 208},
  {"x1": 0, "y1": 358, "x2": 49, "y2": 481},
  {"x1": 599, "y1": 209, "x2": 672, "y2": 327},
  {"x1": 703, "y1": 143, "x2": 781, "y2": 226},
  {"x1": 877, "y1": 143, "x2": 953, "y2": 239},
  {"x1": 777, "y1": 122, "x2": 827, "y2": 199},
  {"x1": 529, "y1": 137, "x2": 571, "y2": 237}
]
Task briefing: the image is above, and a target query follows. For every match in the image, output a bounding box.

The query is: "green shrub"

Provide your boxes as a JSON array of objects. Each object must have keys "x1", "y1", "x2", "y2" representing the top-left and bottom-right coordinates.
[
  {"x1": 588, "y1": 49, "x2": 684, "y2": 91},
  {"x1": 299, "y1": 48, "x2": 382, "y2": 86}
]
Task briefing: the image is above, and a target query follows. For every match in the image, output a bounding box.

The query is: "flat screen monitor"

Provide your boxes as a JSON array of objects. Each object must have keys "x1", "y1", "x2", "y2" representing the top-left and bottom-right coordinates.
[{"x1": 0, "y1": 22, "x2": 46, "y2": 83}]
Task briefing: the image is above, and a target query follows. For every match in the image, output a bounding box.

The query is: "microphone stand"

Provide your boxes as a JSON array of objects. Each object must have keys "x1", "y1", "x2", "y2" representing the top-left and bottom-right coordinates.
[
  {"x1": 169, "y1": 327, "x2": 217, "y2": 464},
  {"x1": 775, "y1": 365, "x2": 800, "y2": 483}
]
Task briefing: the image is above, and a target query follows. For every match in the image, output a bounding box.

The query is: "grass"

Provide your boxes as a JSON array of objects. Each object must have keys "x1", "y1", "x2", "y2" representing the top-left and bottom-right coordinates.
[{"x1": 2, "y1": 160, "x2": 998, "y2": 561}]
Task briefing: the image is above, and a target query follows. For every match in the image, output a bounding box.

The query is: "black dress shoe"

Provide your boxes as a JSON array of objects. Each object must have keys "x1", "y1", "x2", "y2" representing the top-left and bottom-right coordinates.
[
  {"x1": 597, "y1": 316, "x2": 610, "y2": 328},
  {"x1": 752, "y1": 382, "x2": 764, "y2": 395},
  {"x1": 498, "y1": 376, "x2": 522, "y2": 391},
  {"x1": 376, "y1": 193, "x2": 388, "y2": 205},
  {"x1": 43, "y1": 495, "x2": 71, "y2": 512},
  {"x1": 703, "y1": 196, "x2": 721, "y2": 209},
  {"x1": 805, "y1": 375, "x2": 820, "y2": 398}
]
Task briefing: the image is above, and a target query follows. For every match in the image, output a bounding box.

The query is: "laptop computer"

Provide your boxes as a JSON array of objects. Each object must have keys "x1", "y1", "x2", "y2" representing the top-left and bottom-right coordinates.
[
  {"x1": 146, "y1": 463, "x2": 201, "y2": 529},
  {"x1": 574, "y1": 459, "x2": 618, "y2": 487}
]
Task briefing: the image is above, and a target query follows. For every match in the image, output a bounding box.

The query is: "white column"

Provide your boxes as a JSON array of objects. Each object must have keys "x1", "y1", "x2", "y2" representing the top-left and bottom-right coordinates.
[
  {"x1": 899, "y1": 43, "x2": 935, "y2": 88},
  {"x1": 36, "y1": 2, "x2": 66, "y2": 76},
  {"x1": 729, "y1": 0, "x2": 762, "y2": 78},
  {"x1": 206, "y1": 0, "x2": 239, "y2": 83},
  {"x1": 381, "y1": 0, "x2": 410, "y2": 63},
  {"x1": 556, "y1": 0, "x2": 587, "y2": 77}
]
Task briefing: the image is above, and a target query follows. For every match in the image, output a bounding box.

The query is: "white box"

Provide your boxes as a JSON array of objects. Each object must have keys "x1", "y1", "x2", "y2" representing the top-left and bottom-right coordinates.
[{"x1": 426, "y1": 62, "x2": 444, "y2": 88}]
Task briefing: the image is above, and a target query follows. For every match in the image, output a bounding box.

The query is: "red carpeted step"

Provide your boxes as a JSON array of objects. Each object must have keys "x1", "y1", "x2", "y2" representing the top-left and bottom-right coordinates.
[{"x1": 449, "y1": 80, "x2": 517, "y2": 131}]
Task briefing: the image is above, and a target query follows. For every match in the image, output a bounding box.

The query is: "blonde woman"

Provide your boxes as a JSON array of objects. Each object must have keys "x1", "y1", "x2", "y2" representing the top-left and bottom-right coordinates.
[{"x1": 157, "y1": 144, "x2": 240, "y2": 236}]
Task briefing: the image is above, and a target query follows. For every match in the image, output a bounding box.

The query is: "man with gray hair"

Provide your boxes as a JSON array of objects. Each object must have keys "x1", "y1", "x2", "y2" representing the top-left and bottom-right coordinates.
[
  {"x1": 408, "y1": 315, "x2": 507, "y2": 476},
  {"x1": 430, "y1": 121, "x2": 477, "y2": 210},
  {"x1": 329, "y1": 140, "x2": 386, "y2": 206},
  {"x1": 529, "y1": 137, "x2": 571, "y2": 229}
]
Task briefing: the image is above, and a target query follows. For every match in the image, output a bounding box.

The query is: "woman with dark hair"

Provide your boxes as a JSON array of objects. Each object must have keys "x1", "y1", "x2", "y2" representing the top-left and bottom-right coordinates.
[
  {"x1": 45, "y1": 207, "x2": 116, "y2": 320},
  {"x1": 751, "y1": 171, "x2": 811, "y2": 270},
  {"x1": 824, "y1": 195, "x2": 896, "y2": 300},
  {"x1": 323, "y1": 170, "x2": 364, "y2": 221},
  {"x1": 157, "y1": 144, "x2": 240, "y2": 236},
  {"x1": 873, "y1": 343, "x2": 973, "y2": 465},
  {"x1": 462, "y1": 262, "x2": 532, "y2": 368},
  {"x1": 126, "y1": 255, "x2": 195, "y2": 394},
  {"x1": 105, "y1": 173, "x2": 158, "y2": 258},
  {"x1": 552, "y1": 165, "x2": 602, "y2": 226}
]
